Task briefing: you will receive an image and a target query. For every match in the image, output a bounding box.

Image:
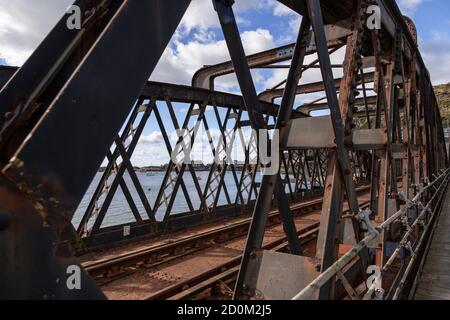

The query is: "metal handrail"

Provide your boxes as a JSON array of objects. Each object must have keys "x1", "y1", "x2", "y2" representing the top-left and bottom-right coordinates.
[
  {"x1": 292, "y1": 168, "x2": 450, "y2": 300},
  {"x1": 392, "y1": 173, "x2": 450, "y2": 299},
  {"x1": 383, "y1": 174, "x2": 450, "y2": 274}
]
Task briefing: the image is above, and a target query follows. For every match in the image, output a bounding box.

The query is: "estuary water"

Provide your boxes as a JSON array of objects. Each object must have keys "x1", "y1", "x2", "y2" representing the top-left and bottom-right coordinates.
[{"x1": 72, "y1": 171, "x2": 255, "y2": 229}]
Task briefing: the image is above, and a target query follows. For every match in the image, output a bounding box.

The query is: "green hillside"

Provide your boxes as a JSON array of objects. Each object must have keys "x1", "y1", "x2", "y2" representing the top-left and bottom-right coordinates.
[{"x1": 435, "y1": 83, "x2": 450, "y2": 128}]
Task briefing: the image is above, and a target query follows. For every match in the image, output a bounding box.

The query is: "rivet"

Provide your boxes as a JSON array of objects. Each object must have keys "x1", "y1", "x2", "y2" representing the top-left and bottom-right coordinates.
[{"x1": 4, "y1": 112, "x2": 13, "y2": 120}]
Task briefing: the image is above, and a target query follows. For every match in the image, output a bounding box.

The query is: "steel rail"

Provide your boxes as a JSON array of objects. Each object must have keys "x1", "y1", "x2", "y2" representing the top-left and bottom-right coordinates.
[
  {"x1": 162, "y1": 227, "x2": 320, "y2": 300},
  {"x1": 145, "y1": 225, "x2": 320, "y2": 300},
  {"x1": 84, "y1": 190, "x2": 358, "y2": 279},
  {"x1": 292, "y1": 169, "x2": 450, "y2": 300},
  {"x1": 87, "y1": 187, "x2": 369, "y2": 293},
  {"x1": 86, "y1": 185, "x2": 369, "y2": 280},
  {"x1": 149, "y1": 200, "x2": 371, "y2": 300}
]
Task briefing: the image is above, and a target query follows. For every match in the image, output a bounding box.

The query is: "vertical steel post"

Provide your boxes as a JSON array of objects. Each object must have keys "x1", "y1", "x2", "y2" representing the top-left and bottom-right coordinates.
[{"x1": 212, "y1": 0, "x2": 312, "y2": 298}]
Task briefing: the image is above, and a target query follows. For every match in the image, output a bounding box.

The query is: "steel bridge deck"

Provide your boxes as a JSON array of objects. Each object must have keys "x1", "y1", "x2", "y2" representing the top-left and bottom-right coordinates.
[{"x1": 414, "y1": 186, "x2": 450, "y2": 300}]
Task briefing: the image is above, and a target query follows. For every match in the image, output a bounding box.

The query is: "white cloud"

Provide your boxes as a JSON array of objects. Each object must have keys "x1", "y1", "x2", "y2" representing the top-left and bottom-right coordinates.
[
  {"x1": 397, "y1": 0, "x2": 425, "y2": 16},
  {"x1": 420, "y1": 32, "x2": 450, "y2": 84},
  {"x1": 173, "y1": 0, "x2": 264, "y2": 35},
  {"x1": 132, "y1": 131, "x2": 168, "y2": 166},
  {"x1": 178, "y1": 0, "x2": 220, "y2": 34},
  {"x1": 0, "y1": 0, "x2": 262, "y2": 67},
  {"x1": 139, "y1": 131, "x2": 164, "y2": 146},
  {"x1": 272, "y1": 2, "x2": 295, "y2": 16},
  {"x1": 0, "y1": 0, "x2": 276, "y2": 167},
  {"x1": 267, "y1": 1, "x2": 302, "y2": 40},
  {"x1": 0, "y1": 0, "x2": 72, "y2": 65},
  {"x1": 151, "y1": 28, "x2": 275, "y2": 87},
  {"x1": 0, "y1": 1, "x2": 275, "y2": 93}
]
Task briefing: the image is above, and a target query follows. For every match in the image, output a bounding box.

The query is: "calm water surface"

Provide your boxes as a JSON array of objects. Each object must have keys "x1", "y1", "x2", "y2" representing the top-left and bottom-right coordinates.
[{"x1": 73, "y1": 171, "x2": 260, "y2": 228}]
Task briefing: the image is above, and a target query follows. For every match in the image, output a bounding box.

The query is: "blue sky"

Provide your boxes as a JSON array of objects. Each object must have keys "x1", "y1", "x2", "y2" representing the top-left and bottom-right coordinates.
[
  {"x1": 412, "y1": 0, "x2": 450, "y2": 38},
  {"x1": 0, "y1": 0, "x2": 449, "y2": 166}
]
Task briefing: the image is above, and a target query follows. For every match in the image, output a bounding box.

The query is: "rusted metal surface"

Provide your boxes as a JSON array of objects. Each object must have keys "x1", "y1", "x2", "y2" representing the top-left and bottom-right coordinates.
[
  {"x1": 155, "y1": 227, "x2": 321, "y2": 301},
  {"x1": 100, "y1": 210, "x2": 322, "y2": 300},
  {"x1": 84, "y1": 187, "x2": 368, "y2": 278},
  {"x1": 0, "y1": 0, "x2": 192, "y2": 299},
  {"x1": 145, "y1": 224, "x2": 321, "y2": 301}
]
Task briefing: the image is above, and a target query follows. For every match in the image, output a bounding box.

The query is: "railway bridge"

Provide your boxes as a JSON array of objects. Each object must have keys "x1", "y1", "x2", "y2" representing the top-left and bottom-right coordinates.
[{"x1": 0, "y1": 0, "x2": 449, "y2": 300}]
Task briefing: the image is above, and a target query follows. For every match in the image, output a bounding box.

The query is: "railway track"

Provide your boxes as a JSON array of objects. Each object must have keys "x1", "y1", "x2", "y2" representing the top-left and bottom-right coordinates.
[
  {"x1": 146, "y1": 225, "x2": 321, "y2": 300},
  {"x1": 83, "y1": 195, "x2": 328, "y2": 280},
  {"x1": 146, "y1": 201, "x2": 371, "y2": 300},
  {"x1": 82, "y1": 187, "x2": 370, "y2": 299}
]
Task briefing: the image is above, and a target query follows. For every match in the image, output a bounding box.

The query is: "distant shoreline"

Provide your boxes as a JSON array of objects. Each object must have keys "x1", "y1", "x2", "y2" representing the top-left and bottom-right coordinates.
[{"x1": 98, "y1": 164, "x2": 246, "y2": 173}]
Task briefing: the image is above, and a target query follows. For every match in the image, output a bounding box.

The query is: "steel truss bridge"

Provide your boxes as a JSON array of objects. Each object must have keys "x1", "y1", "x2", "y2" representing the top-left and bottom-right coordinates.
[{"x1": 0, "y1": 0, "x2": 448, "y2": 300}]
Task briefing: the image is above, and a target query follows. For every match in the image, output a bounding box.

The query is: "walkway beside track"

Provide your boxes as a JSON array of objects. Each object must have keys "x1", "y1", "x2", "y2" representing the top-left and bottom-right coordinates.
[{"x1": 414, "y1": 184, "x2": 450, "y2": 300}]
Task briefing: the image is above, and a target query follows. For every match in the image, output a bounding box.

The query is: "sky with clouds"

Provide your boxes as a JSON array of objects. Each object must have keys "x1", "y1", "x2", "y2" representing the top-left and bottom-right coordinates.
[{"x1": 0, "y1": 0, "x2": 449, "y2": 166}]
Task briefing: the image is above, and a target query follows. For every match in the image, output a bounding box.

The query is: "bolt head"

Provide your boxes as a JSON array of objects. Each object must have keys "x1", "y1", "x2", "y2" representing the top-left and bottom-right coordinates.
[{"x1": 4, "y1": 112, "x2": 13, "y2": 120}]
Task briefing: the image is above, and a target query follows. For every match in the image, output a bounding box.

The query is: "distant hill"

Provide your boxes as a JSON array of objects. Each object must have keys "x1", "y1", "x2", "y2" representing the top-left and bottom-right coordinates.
[{"x1": 435, "y1": 83, "x2": 450, "y2": 127}]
